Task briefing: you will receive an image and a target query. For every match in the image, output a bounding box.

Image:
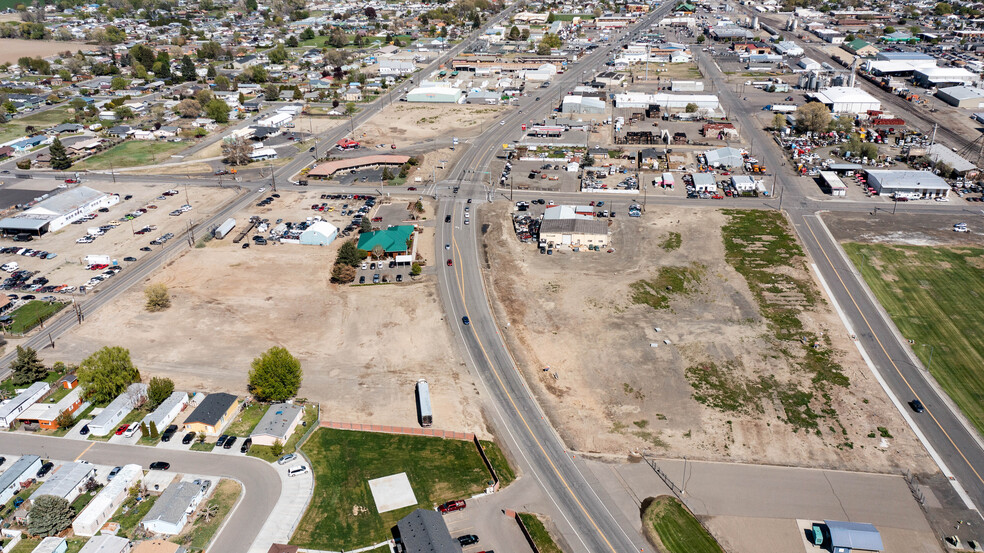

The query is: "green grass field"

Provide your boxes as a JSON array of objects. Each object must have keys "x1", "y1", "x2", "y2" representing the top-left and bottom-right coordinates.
[
  {"x1": 223, "y1": 404, "x2": 269, "y2": 437},
  {"x1": 643, "y1": 496, "x2": 724, "y2": 553},
  {"x1": 9, "y1": 537, "x2": 87, "y2": 553},
  {"x1": 76, "y1": 140, "x2": 189, "y2": 170},
  {"x1": 518, "y1": 513, "x2": 563, "y2": 553},
  {"x1": 844, "y1": 242, "x2": 984, "y2": 433},
  {"x1": 18, "y1": 107, "x2": 71, "y2": 128},
  {"x1": 290, "y1": 428, "x2": 495, "y2": 550},
  {"x1": 6, "y1": 300, "x2": 68, "y2": 334},
  {"x1": 172, "y1": 479, "x2": 241, "y2": 550},
  {"x1": 111, "y1": 493, "x2": 157, "y2": 538},
  {"x1": 480, "y1": 440, "x2": 515, "y2": 486}
]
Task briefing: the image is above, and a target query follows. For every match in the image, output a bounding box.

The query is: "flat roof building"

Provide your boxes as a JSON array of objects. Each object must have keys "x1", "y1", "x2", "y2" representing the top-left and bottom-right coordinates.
[
  {"x1": 539, "y1": 216, "x2": 610, "y2": 248},
  {"x1": 819, "y1": 171, "x2": 847, "y2": 196},
  {"x1": 864, "y1": 170, "x2": 950, "y2": 199},
  {"x1": 824, "y1": 520, "x2": 884, "y2": 553},
  {"x1": 405, "y1": 87, "x2": 463, "y2": 103},
  {"x1": 0, "y1": 455, "x2": 41, "y2": 504},
  {"x1": 76, "y1": 534, "x2": 131, "y2": 553},
  {"x1": 808, "y1": 87, "x2": 880, "y2": 113},
  {"x1": 31, "y1": 461, "x2": 96, "y2": 503},
  {"x1": 250, "y1": 403, "x2": 305, "y2": 446},
  {"x1": 0, "y1": 187, "x2": 119, "y2": 236},
  {"x1": 88, "y1": 383, "x2": 147, "y2": 437},
  {"x1": 914, "y1": 67, "x2": 978, "y2": 88},
  {"x1": 73, "y1": 464, "x2": 143, "y2": 536},
  {"x1": 141, "y1": 391, "x2": 189, "y2": 431},
  {"x1": 0, "y1": 381, "x2": 49, "y2": 428},
  {"x1": 936, "y1": 86, "x2": 984, "y2": 109}
]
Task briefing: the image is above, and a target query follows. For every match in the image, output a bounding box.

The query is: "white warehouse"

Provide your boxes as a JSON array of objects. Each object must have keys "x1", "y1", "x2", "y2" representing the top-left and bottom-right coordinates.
[
  {"x1": 807, "y1": 87, "x2": 881, "y2": 113},
  {"x1": 614, "y1": 93, "x2": 721, "y2": 112},
  {"x1": 0, "y1": 187, "x2": 120, "y2": 237}
]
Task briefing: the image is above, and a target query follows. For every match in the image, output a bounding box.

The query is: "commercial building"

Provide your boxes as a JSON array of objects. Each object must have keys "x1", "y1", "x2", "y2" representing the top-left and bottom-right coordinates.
[
  {"x1": 141, "y1": 391, "x2": 189, "y2": 434},
  {"x1": 691, "y1": 173, "x2": 717, "y2": 192},
  {"x1": 17, "y1": 387, "x2": 83, "y2": 430},
  {"x1": 0, "y1": 455, "x2": 42, "y2": 504},
  {"x1": 864, "y1": 170, "x2": 950, "y2": 199},
  {"x1": 250, "y1": 403, "x2": 305, "y2": 446},
  {"x1": 0, "y1": 187, "x2": 120, "y2": 237},
  {"x1": 31, "y1": 461, "x2": 96, "y2": 503},
  {"x1": 141, "y1": 481, "x2": 206, "y2": 535},
  {"x1": 614, "y1": 92, "x2": 721, "y2": 112},
  {"x1": 807, "y1": 87, "x2": 881, "y2": 113},
  {"x1": 77, "y1": 534, "x2": 131, "y2": 553},
  {"x1": 926, "y1": 143, "x2": 978, "y2": 178},
  {"x1": 823, "y1": 520, "x2": 884, "y2": 553},
  {"x1": 88, "y1": 383, "x2": 147, "y2": 437},
  {"x1": 819, "y1": 170, "x2": 848, "y2": 196},
  {"x1": 256, "y1": 112, "x2": 293, "y2": 128},
  {"x1": 561, "y1": 95, "x2": 606, "y2": 114},
  {"x1": 298, "y1": 221, "x2": 338, "y2": 246},
  {"x1": 935, "y1": 86, "x2": 984, "y2": 109},
  {"x1": 913, "y1": 67, "x2": 978, "y2": 88},
  {"x1": 704, "y1": 146, "x2": 744, "y2": 168},
  {"x1": 843, "y1": 39, "x2": 878, "y2": 57},
  {"x1": 0, "y1": 382, "x2": 49, "y2": 428},
  {"x1": 183, "y1": 392, "x2": 239, "y2": 435},
  {"x1": 73, "y1": 464, "x2": 143, "y2": 536},
  {"x1": 539, "y1": 206, "x2": 609, "y2": 248},
  {"x1": 357, "y1": 225, "x2": 415, "y2": 258},
  {"x1": 405, "y1": 87, "x2": 463, "y2": 103},
  {"x1": 774, "y1": 41, "x2": 804, "y2": 56},
  {"x1": 396, "y1": 509, "x2": 459, "y2": 553}
]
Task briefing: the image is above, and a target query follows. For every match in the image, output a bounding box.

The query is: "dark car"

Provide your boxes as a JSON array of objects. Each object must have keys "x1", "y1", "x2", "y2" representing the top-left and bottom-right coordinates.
[
  {"x1": 241, "y1": 438, "x2": 252, "y2": 453},
  {"x1": 79, "y1": 424, "x2": 89, "y2": 435},
  {"x1": 911, "y1": 399, "x2": 925, "y2": 413},
  {"x1": 140, "y1": 247, "x2": 152, "y2": 252},
  {"x1": 0, "y1": 456, "x2": 5, "y2": 467},
  {"x1": 462, "y1": 316, "x2": 470, "y2": 326},
  {"x1": 223, "y1": 436, "x2": 238, "y2": 449},
  {"x1": 445, "y1": 215, "x2": 451, "y2": 223},
  {"x1": 149, "y1": 462, "x2": 170, "y2": 471},
  {"x1": 182, "y1": 432, "x2": 196, "y2": 445},
  {"x1": 108, "y1": 466, "x2": 122, "y2": 480},
  {"x1": 161, "y1": 424, "x2": 178, "y2": 442},
  {"x1": 359, "y1": 275, "x2": 366, "y2": 284},
  {"x1": 457, "y1": 535, "x2": 479, "y2": 546},
  {"x1": 217, "y1": 434, "x2": 229, "y2": 447},
  {"x1": 36, "y1": 462, "x2": 54, "y2": 478}
]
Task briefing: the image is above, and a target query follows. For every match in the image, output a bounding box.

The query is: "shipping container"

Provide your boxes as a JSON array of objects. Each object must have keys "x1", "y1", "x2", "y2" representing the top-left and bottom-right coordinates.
[{"x1": 213, "y1": 218, "x2": 236, "y2": 239}]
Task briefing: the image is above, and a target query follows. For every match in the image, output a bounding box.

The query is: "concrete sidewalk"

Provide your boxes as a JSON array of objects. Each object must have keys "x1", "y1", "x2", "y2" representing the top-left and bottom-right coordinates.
[{"x1": 247, "y1": 456, "x2": 315, "y2": 553}]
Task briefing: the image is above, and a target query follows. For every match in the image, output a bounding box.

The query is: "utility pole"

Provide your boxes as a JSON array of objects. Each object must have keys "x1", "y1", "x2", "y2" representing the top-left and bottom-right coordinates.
[{"x1": 110, "y1": 162, "x2": 116, "y2": 183}]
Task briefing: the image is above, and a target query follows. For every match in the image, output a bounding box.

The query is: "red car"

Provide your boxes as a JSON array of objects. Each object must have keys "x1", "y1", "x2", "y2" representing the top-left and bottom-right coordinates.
[
  {"x1": 391, "y1": 144, "x2": 397, "y2": 149},
  {"x1": 115, "y1": 424, "x2": 129, "y2": 435},
  {"x1": 64, "y1": 178, "x2": 78, "y2": 184},
  {"x1": 438, "y1": 500, "x2": 466, "y2": 514},
  {"x1": 711, "y1": 194, "x2": 724, "y2": 200},
  {"x1": 447, "y1": 259, "x2": 453, "y2": 267},
  {"x1": 408, "y1": 187, "x2": 417, "y2": 191}
]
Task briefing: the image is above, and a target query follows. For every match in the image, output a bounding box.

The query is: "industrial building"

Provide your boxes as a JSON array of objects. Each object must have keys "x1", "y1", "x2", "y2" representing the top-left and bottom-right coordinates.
[
  {"x1": 614, "y1": 92, "x2": 721, "y2": 112},
  {"x1": 822, "y1": 520, "x2": 884, "y2": 553},
  {"x1": 250, "y1": 403, "x2": 305, "y2": 446},
  {"x1": 141, "y1": 391, "x2": 189, "y2": 432},
  {"x1": 819, "y1": 171, "x2": 848, "y2": 196},
  {"x1": 704, "y1": 146, "x2": 744, "y2": 168},
  {"x1": 31, "y1": 461, "x2": 96, "y2": 503},
  {"x1": 935, "y1": 86, "x2": 984, "y2": 109},
  {"x1": 926, "y1": 144, "x2": 978, "y2": 178},
  {"x1": 913, "y1": 67, "x2": 978, "y2": 88},
  {"x1": 73, "y1": 464, "x2": 143, "y2": 536},
  {"x1": 807, "y1": 87, "x2": 881, "y2": 113},
  {"x1": 0, "y1": 381, "x2": 49, "y2": 428},
  {"x1": 405, "y1": 87, "x2": 464, "y2": 103},
  {"x1": 0, "y1": 187, "x2": 120, "y2": 237},
  {"x1": 183, "y1": 392, "x2": 239, "y2": 435},
  {"x1": 87, "y1": 383, "x2": 147, "y2": 437},
  {"x1": 0, "y1": 455, "x2": 41, "y2": 504},
  {"x1": 298, "y1": 221, "x2": 338, "y2": 246},
  {"x1": 539, "y1": 206, "x2": 609, "y2": 248},
  {"x1": 864, "y1": 170, "x2": 950, "y2": 199},
  {"x1": 561, "y1": 95, "x2": 606, "y2": 114},
  {"x1": 396, "y1": 509, "x2": 459, "y2": 553},
  {"x1": 141, "y1": 481, "x2": 206, "y2": 535}
]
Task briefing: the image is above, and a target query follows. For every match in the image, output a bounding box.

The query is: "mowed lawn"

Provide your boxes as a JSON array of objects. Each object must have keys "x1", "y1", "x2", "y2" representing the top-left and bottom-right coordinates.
[
  {"x1": 844, "y1": 243, "x2": 984, "y2": 432},
  {"x1": 643, "y1": 496, "x2": 724, "y2": 553},
  {"x1": 77, "y1": 140, "x2": 189, "y2": 170},
  {"x1": 290, "y1": 428, "x2": 494, "y2": 550}
]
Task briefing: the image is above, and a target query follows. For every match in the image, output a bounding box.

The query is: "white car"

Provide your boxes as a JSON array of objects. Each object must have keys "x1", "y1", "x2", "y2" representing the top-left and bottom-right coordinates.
[
  {"x1": 258, "y1": 187, "x2": 266, "y2": 193},
  {"x1": 935, "y1": 197, "x2": 950, "y2": 202},
  {"x1": 287, "y1": 465, "x2": 309, "y2": 477},
  {"x1": 954, "y1": 226, "x2": 969, "y2": 233}
]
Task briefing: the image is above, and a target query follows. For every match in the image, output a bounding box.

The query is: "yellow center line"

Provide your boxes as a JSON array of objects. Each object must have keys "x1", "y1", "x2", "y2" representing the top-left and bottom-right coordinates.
[
  {"x1": 74, "y1": 442, "x2": 94, "y2": 462},
  {"x1": 449, "y1": 207, "x2": 619, "y2": 553},
  {"x1": 802, "y1": 217, "x2": 984, "y2": 486}
]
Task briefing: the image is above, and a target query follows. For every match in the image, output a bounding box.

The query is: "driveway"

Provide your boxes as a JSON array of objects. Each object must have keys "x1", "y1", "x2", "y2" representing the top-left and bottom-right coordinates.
[{"x1": 247, "y1": 454, "x2": 314, "y2": 553}]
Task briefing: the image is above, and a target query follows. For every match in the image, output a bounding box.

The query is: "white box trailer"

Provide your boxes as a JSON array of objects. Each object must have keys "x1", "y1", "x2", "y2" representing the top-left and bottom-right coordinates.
[
  {"x1": 84, "y1": 254, "x2": 111, "y2": 266},
  {"x1": 213, "y1": 218, "x2": 236, "y2": 239}
]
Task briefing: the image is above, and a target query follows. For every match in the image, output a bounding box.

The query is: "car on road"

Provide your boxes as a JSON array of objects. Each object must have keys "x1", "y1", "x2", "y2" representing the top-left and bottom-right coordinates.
[
  {"x1": 277, "y1": 453, "x2": 297, "y2": 465},
  {"x1": 287, "y1": 465, "x2": 309, "y2": 477},
  {"x1": 447, "y1": 259, "x2": 453, "y2": 267},
  {"x1": 445, "y1": 244, "x2": 450, "y2": 250},
  {"x1": 911, "y1": 399, "x2": 925, "y2": 413},
  {"x1": 182, "y1": 432, "x2": 196, "y2": 445},
  {"x1": 149, "y1": 462, "x2": 170, "y2": 470},
  {"x1": 36, "y1": 462, "x2": 54, "y2": 478},
  {"x1": 140, "y1": 247, "x2": 152, "y2": 252},
  {"x1": 457, "y1": 535, "x2": 479, "y2": 546},
  {"x1": 462, "y1": 316, "x2": 470, "y2": 326},
  {"x1": 123, "y1": 257, "x2": 136, "y2": 262},
  {"x1": 445, "y1": 215, "x2": 451, "y2": 223},
  {"x1": 438, "y1": 500, "x2": 466, "y2": 514},
  {"x1": 108, "y1": 466, "x2": 122, "y2": 480}
]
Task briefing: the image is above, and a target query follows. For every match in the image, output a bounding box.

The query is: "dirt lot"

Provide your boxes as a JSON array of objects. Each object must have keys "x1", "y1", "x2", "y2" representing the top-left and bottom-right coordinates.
[
  {"x1": 355, "y1": 103, "x2": 507, "y2": 147},
  {"x1": 0, "y1": 182, "x2": 238, "y2": 296},
  {"x1": 822, "y1": 211, "x2": 984, "y2": 246},
  {"x1": 51, "y1": 195, "x2": 485, "y2": 435},
  {"x1": 0, "y1": 39, "x2": 90, "y2": 64},
  {"x1": 482, "y1": 203, "x2": 933, "y2": 472}
]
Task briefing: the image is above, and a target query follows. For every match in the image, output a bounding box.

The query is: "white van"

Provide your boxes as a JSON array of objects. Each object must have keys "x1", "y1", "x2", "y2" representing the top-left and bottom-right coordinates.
[
  {"x1": 287, "y1": 465, "x2": 309, "y2": 477},
  {"x1": 2, "y1": 262, "x2": 18, "y2": 272}
]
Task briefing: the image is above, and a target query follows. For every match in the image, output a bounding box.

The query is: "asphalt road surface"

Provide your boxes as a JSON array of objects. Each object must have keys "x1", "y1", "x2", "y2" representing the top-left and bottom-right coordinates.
[{"x1": 0, "y1": 433, "x2": 279, "y2": 553}]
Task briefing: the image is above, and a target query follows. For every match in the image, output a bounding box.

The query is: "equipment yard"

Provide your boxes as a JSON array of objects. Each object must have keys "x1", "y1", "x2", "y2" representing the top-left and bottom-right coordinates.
[{"x1": 483, "y1": 203, "x2": 932, "y2": 472}]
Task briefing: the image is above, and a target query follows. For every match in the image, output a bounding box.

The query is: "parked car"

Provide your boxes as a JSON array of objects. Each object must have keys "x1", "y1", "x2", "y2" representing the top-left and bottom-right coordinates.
[
  {"x1": 36, "y1": 462, "x2": 54, "y2": 478},
  {"x1": 79, "y1": 424, "x2": 89, "y2": 435},
  {"x1": 439, "y1": 500, "x2": 466, "y2": 514},
  {"x1": 216, "y1": 435, "x2": 229, "y2": 447},
  {"x1": 457, "y1": 535, "x2": 479, "y2": 546},
  {"x1": 278, "y1": 453, "x2": 297, "y2": 465},
  {"x1": 287, "y1": 465, "x2": 309, "y2": 477},
  {"x1": 182, "y1": 432, "x2": 196, "y2": 445},
  {"x1": 161, "y1": 425, "x2": 178, "y2": 442},
  {"x1": 241, "y1": 438, "x2": 252, "y2": 453},
  {"x1": 223, "y1": 436, "x2": 238, "y2": 449},
  {"x1": 108, "y1": 466, "x2": 122, "y2": 480},
  {"x1": 149, "y1": 462, "x2": 170, "y2": 470},
  {"x1": 115, "y1": 424, "x2": 129, "y2": 436}
]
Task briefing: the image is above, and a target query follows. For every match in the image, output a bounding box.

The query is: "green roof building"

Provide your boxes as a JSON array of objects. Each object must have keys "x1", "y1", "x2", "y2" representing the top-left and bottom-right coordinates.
[{"x1": 357, "y1": 225, "x2": 414, "y2": 254}]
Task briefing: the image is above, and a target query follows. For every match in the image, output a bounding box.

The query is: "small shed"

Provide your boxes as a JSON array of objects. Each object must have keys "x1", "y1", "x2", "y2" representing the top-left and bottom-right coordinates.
[{"x1": 824, "y1": 520, "x2": 884, "y2": 553}]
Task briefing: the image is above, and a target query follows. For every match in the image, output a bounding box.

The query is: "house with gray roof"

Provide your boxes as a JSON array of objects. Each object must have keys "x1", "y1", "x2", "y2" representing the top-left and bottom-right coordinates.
[
  {"x1": 31, "y1": 461, "x2": 96, "y2": 503},
  {"x1": 250, "y1": 403, "x2": 304, "y2": 446},
  {"x1": 0, "y1": 455, "x2": 41, "y2": 504},
  {"x1": 396, "y1": 509, "x2": 459, "y2": 553},
  {"x1": 141, "y1": 481, "x2": 205, "y2": 535}
]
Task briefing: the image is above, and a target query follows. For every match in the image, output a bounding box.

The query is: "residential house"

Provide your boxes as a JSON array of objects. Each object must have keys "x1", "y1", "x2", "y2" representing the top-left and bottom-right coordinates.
[
  {"x1": 342, "y1": 86, "x2": 363, "y2": 102},
  {"x1": 76, "y1": 535, "x2": 130, "y2": 553},
  {"x1": 141, "y1": 481, "x2": 206, "y2": 535},
  {"x1": 87, "y1": 383, "x2": 147, "y2": 436},
  {"x1": 16, "y1": 386, "x2": 83, "y2": 429},
  {"x1": 182, "y1": 393, "x2": 238, "y2": 435},
  {"x1": 0, "y1": 382, "x2": 50, "y2": 427},
  {"x1": 73, "y1": 465, "x2": 143, "y2": 536},
  {"x1": 250, "y1": 403, "x2": 304, "y2": 446},
  {"x1": 0, "y1": 455, "x2": 42, "y2": 504},
  {"x1": 30, "y1": 461, "x2": 96, "y2": 503}
]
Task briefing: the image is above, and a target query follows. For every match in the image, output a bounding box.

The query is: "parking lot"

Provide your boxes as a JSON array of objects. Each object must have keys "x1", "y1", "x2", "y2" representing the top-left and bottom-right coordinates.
[{"x1": 330, "y1": 167, "x2": 388, "y2": 186}]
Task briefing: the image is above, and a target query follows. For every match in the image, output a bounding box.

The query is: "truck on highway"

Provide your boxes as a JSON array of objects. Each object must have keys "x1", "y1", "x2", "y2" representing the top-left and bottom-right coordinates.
[
  {"x1": 416, "y1": 379, "x2": 432, "y2": 427},
  {"x1": 213, "y1": 218, "x2": 236, "y2": 240}
]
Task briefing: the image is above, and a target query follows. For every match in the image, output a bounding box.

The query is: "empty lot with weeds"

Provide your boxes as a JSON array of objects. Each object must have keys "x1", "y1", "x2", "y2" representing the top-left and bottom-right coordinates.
[{"x1": 484, "y1": 203, "x2": 931, "y2": 472}]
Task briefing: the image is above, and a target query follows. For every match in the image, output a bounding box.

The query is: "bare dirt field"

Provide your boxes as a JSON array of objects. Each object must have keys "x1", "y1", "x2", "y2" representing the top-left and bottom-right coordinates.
[
  {"x1": 481, "y1": 203, "x2": 933, "y2": 472},
  {"x1": 822, "y1": 211, "x2": 984, "y2": 246},
  {"x1": 0, "y1": 39, "x2": 90, "y2": 64},
  {"x1": 355, "y1": 103, "x2": 507, "y2": 147},
  {"x1": 50, "y1": 196, "x2": 487, "y2": 436}
]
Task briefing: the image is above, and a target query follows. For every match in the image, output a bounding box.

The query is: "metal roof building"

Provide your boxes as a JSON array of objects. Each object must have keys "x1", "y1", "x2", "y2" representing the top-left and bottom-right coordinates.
[
  {"x1": 0, "y1": 186, "x2": 118, "y2": 236},
  {"x1": 396, "y1": 509, "x2": 459, "y2": 553},
  {"x1": 141, "y1": 391, "x2": 189, "y2": 431},
  {"x1": 704, "y1": 146, "x2": 744, "y2": 168},
  {"x1": 31, "y1": 461, "x2": 96, "y2": 503},
  {"x1": 0, "y1": 381, "x2": 49, "y2": 427},
  {"x1": 76, "y1": 534, "x2": 130, "y2": 553},
  {"x1": 808, "y1": 87, "x2": 881, "y2": 114},
  {"x1": 88, "y1": 383, "x2": 147, "y2": 437},
  {"x1": 864, "y1": 169, "x2": 950, "y2": 198},
  {"x1": 926, "y1": 143, "x2": 978, "y2": 175},
  {"x1": 824, "y1": 520, "x2": 884, "y2": 553},
  {"x1": 250, "y1": 403, "x2": 305, "y2": 446},
  {"x1": 0, "y1": 455, "x2": 41, "y2": 504},
  {"x1": 299, "y1": 221, "x2": 338, "y2": 246},
  {"x1": 73, "y1": 464, "x2": 143, "y2": 536},
  {"x1": 935, "y1": 85, "x2": 984, "y2": 109},
  {"x1": 141, "y1": 481, "x2": 205, "y2": 535}
]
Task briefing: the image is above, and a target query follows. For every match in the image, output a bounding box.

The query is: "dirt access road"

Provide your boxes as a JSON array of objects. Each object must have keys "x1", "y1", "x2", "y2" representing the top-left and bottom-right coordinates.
[
  {"x1": 482, "y1": 203, "x2": 933, "y2": 473},
  {"x1": 51, "y1": 195, "x2": 488, "y2": 436}
]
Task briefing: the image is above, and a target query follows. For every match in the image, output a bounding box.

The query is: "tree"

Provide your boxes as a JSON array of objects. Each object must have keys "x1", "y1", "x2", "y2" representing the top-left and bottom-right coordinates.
[
  {"x1": 371, "y1": 245, "x2": 385, "y2": 260},
  {"x1": 685, "y1": 102, "x2": 698, "y2": 113},
  {"x1": 139, "y1": 421, "x2": 149, "y2": 436},
  {"x1": 155, "y1": 51, "x2": 171, "y2": 79},
  {"x1": 300, "y1": 27, "x2": 315, "y2": 40},
  {"x1": 364, "y1": 6, "x2": 377, "y2": 18},
  {"x1": 696, "y1": 34, "x2": 705, "y2": 44},
  {"x1": 934, "y1": 2, "x2": 952, "y2": 15},
  {"x1": 10, "y1": 345, "x2": 46, "y2": 385},
  {"x1": 883, "y1": 26, "x2": 896, "y2": 34},
  {"x1": 508, "y1": 25, "x2": 520, "y2": 40},
  {"x1": 223, "y1": 137, "x2": 253, "y2": 165},
  {"x1": 344, "y1": 102, "x2": 357, "y2": 116},
  {"x1": 360, "y1": 218, "x2": 372, "y2": 233},
  {"x1": 410, "y1": 262, "x2": 422, "y2": 277},
  {"x1": 271, "y1": 439, "x2": 284, "y2": 457},
  {"x1": 264, "y1": 83, "x2": 280, "y2": 101},
  {"x1": 336, "y1": 240, "x2": 362, "y2": 267},
  {"x1": 113, "y1": 106, "x2": 134, "y2": 121},
  {"x1": 583, "y1": 153, "x2": 594, "y2": 167},
  {"x1": 382, "y1": 167, "x2": 394, "y2": 181},
  {"x1": 286, "y1": 35, "x2": 299, "y2": 48},
  {"x1": 149, "y1": 421, "x2": 159, "y2": 439},
  {"x1": 536, "y1": 41, "x2": 551, "y2": 55},
  {"x1": 214, "y1": 75, "x2": 231, "y2": 91},
  {"x1": 55, "y1": 409, "x2": 74, "y2": 429},
  {"x1": 197, "y1": 431, "x2": 207, "y2": 443},
  {"x1": 414, "y1": 200, "x2": 424, "y2": 213},
  {"x1": 328, "y1": 28, "x2": 347, "y2": 48},
  {"x1": 180, "y1": 55, "x2": 196, "y2": 82},
  {"x1": 176, "y1": 99, "x2": 201, "y2": 118},
  {"x1": 110, "y1": 76, "x2": 127, "y2": 90},
  {"x1": 268, "y1": 43, "x2": 288, "y2": 64},
  {"x1": 28, "y1": 496, "x2": 73, "y2": 537},
  {"x1": 331, "y1": 263, "x2": 356, "y2": 283},
  {"x1": 248, "y1": 346, "x2": 303, "y2": 402},
  {"x1": 794, "y1": 102, "x2": 831, "y2": 134},
  {"x1": 77, "y1": 346, "x2": 140, "y2": 404},
  {"x1": 772, "y1": 112, "x2": 786, "y2": 131},
  {"x1": 198, "y1": 502, "x2": 219, "y2": 523},
  {"x1": 145, "y1": 283, "x2": 170, "y2": 312},
  {"x1": 204, "y1": 99, "x2": 230, "y2": 123},
  {"x1": 147, "y1": 376, "x2": 174, "y2": 409},
  {"x1": 546, "y1": 11, "x2": 555, "y2": 23}
]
